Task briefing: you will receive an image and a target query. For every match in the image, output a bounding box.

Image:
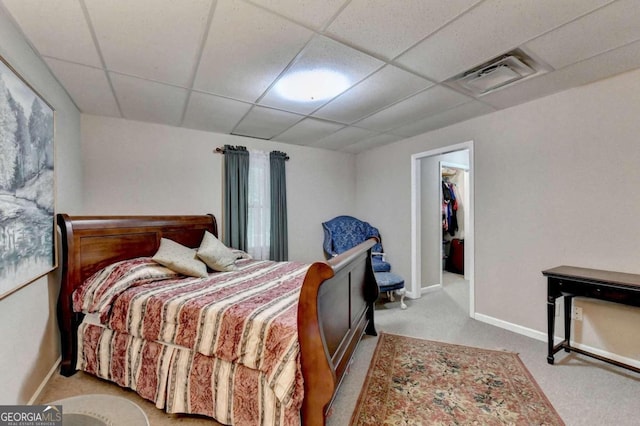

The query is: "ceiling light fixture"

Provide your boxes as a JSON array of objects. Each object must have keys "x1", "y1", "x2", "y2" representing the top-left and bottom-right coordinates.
[{"x1": 274, "y1": 69, "x2": 350, "y2": 102}]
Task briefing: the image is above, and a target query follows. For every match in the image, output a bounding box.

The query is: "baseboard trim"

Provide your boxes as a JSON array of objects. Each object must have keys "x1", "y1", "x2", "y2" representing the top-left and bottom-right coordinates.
[
  {"x1": 474, "y1": 313, "x2": 552, "y2": 343},
  {"x1": 28, "y1": 357, "x2": 61, "y2": 405},
  {"x1": 474, "y1": 313, "x2": 640, "y2": 370},
  {"x1": 566, "y1": 342, "x2": 640, "y2": 371},
  {"x1": 420, "y1": 284, "x2": 442, "y2": 295}
]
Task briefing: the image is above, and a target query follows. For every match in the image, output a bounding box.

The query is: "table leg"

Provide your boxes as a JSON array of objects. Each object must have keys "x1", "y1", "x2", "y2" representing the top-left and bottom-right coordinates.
[
  {"x1": 564, "y1": 296, "x2": 573, "y2": 352},
  {"x1": 547, "y1": 296, "x2": 556, "y2": 364}
]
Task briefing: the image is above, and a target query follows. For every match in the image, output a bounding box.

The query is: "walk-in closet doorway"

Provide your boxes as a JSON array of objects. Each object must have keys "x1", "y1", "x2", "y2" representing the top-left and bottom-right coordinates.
[{"x1": 410, "y1": 141, "x2": 475, "y2": 318}]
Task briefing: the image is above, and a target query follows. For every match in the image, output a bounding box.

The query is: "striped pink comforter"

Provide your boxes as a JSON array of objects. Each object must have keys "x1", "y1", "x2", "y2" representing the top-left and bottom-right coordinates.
[{"x1": 74, "y1": 258, "x2": 309, "y2": 415}]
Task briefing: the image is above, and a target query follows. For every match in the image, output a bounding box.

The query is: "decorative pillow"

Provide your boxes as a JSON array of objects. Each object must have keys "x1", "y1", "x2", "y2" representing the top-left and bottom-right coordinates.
[
  {"x1": 231, "y1": 248, "x2": 253, "y2": 260},
  {"x1": 152, "y1": 238, "x2": 208, "y2": 278},
  {"x1": 197, "y1": 231, "x2": 238, "y2": 272},
  {"x1": 72, "y1": 257, "x2": 180, "y2": 320}
]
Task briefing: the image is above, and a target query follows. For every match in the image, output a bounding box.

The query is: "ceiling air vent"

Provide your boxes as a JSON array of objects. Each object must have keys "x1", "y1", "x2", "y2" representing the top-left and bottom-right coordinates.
[{"x1": 447, "y1": 49, "x2": 547, "y2": 96}]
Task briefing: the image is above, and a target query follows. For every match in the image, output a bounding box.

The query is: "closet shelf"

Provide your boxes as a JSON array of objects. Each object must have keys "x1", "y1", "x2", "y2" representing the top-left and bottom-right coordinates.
[{"x1": 442, "y1": 167, "x2": 458, "y2": 177}]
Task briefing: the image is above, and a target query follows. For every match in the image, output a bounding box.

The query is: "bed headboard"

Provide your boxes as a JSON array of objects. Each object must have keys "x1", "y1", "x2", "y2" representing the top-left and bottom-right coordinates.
[
  {"x1": 56, "y1": 213, "x2": 217, "y2": 375},
  {"x1": 57, "y1": 214, "x2": 217, "y2": 285}
]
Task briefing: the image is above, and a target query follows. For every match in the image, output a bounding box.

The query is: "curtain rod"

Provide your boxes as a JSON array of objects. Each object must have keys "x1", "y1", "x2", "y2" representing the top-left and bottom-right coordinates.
[{"x1": 214, "y1": 146, "x2": 289, "y2": 160}]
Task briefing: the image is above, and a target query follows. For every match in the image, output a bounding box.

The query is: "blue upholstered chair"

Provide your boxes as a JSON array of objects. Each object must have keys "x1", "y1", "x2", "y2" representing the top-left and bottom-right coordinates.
[{"x1": 322, "y1": 215, "x2": 406, "y2": 309}]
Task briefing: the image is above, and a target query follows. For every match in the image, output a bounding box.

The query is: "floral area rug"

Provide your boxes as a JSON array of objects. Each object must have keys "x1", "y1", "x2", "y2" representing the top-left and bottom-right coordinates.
[{"x1": 350, "y1": 333, "x2": 564, "y2": 425}]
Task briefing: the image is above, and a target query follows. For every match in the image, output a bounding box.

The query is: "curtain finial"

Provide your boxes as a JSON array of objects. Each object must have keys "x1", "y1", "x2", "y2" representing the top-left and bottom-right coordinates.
[
  {"x1": 270, "y1": 150, "x2": 290, "y2": 161},
  {"x1": 215, "y1": 145, "x2": 248, "y2": 154}
]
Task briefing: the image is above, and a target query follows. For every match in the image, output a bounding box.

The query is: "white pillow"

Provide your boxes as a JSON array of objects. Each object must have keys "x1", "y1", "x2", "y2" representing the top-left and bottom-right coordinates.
[
  {"x1": 152, "y1": 238, "x2": 208, "y2": 278},
  {"x1": 231, "y1": 249, "x2": 253, "y2": 260},
  {"x1": 197, "y1": 231, "x2": 238, "y2": 272}
]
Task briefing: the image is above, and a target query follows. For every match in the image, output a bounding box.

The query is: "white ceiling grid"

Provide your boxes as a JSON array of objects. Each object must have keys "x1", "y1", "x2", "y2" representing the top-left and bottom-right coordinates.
[{"x1": 2, "y1": 0, "x2": 639, "y2": 153}]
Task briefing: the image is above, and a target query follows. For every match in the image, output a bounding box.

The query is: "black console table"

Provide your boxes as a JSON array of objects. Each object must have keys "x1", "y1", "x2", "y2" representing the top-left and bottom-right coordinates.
[{"x1": 543, "y1": 265, "x2": 640, "y2": 374}]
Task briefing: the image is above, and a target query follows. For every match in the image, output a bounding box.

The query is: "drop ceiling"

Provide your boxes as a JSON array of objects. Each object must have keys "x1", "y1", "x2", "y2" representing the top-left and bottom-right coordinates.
[{"x1": 2, "y1": 0, "x2": 640, "y2": 153}]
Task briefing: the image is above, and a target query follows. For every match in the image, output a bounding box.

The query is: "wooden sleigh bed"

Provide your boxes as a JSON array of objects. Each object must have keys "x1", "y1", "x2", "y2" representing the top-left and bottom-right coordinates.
[{"x1": 56, "y1": 213, "x2": 378, "y2": 425}]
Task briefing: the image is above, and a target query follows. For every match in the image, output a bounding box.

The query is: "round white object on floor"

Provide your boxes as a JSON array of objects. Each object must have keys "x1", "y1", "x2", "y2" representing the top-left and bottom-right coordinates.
[{"x1": 48, "y1": 394, "x2": 149, "y2": 426}]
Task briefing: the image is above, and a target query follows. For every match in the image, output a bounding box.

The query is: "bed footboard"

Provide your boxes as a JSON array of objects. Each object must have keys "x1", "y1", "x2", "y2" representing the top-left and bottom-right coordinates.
[{"x1": 298, "y1": 238, "x2": 378, "y2": 426}]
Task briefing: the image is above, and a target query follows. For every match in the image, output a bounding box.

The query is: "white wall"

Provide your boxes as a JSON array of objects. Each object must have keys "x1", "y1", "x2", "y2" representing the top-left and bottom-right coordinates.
[
  {"x1": 0, "y1": 8, "x2": 82, "y2": 404},
  {"x1": 81, "y1": 115, "x2": 356, "y2": 263},
  {"x1": 357, "y1": 67, "x2": 640, "y2": 360}
]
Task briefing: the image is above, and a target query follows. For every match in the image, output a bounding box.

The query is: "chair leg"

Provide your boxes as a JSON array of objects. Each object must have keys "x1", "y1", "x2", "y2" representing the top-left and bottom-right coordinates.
[
  {"x1": 383, "y1": 289, "x2": 407, "y2": 309},
  {"x1": 397, "y1": 288, "x2": 407, "y2": 310}
]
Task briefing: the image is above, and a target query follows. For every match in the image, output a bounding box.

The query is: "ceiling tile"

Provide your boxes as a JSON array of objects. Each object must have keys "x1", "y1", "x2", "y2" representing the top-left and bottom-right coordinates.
[
  {"x1": 247, "y1": 0, "x2": 347, "y2": 30},
  {"x1": 313, "y1": 65, "x2": 433, "y2": 123},
  {"x1": 355, "y1": 85, "x2": 471, "y2": 132},
  {"x1": 232, "y1": 106, "x2": 303, "y2": 140},
  {"x1": 194, "y1": 0, "x2": 313, "y2": 102},
  {"x1": 85, "y1": 0, "x2": 211, "y2": 86},
  {"x1": 396, "y1": 0, "x2": 612, "y2": 82},
  {"x1": 310, "y1": 126, "x2": 377, "y2": 150},
  {"x1": 481, "y1": 39, "x2": 640, "y2": 110},
  {"x1": 390, "y1": 101, "x2": 495, "y2": 137},
  {"x1": 524, "y1": 0, "x2": 640, "y2": 69},
  {"x1": 2, "y1": 0, "x2": 101, "y2": 66},
  {"x1": 6, "y1": 0, "x2": 640, "y2": 153},
  {"x1": 340, "y1": 133, "x2": 404, "y2": 154},
  {"x1": 326, "y1": 0, "x2": 481, "y2": 60},
  {"x1": 45, "y1": 58, "x2": 120, "y2": 117},
  {"x1": 110, "y1": 73, "x2": 188, "y2": 126},
  {"x1": 182, "y1": 92, "x2": 252, "y2": 134},
  {"x1": 259, "y1": 35, "x2": 384, "y2": 114},
  {"x1": 275, "y1": 118, "x2": 344, "y2": 145}
]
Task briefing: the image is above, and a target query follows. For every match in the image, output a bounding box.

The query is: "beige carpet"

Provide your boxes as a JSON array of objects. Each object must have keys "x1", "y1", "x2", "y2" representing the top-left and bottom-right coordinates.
[{"x1": 36, "y1": 275, "x2": 640, "y2": 425}]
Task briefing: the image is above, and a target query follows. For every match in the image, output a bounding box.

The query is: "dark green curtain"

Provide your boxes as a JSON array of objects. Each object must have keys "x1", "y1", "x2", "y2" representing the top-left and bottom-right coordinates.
[
  {"x1": 223, "y1": 145, "x2": 249, "y2": 251},
  {"x1": 269, "y1": 151, "x2": 288, "y2": 261}
]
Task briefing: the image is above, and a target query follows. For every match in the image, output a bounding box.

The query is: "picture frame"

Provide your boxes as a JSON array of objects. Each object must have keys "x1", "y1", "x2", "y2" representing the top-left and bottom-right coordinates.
[{"x1": 0, "y1": 54, "x2": 55, "y2": 299}]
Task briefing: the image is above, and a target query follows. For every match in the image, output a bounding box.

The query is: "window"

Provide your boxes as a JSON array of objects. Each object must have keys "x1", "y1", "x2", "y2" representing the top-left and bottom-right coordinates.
[
  {"x1": 222, "y1": 145, "x2": 287, "y2": 261},
  {"x1": 247, "y1": 150, "x2": 270, "y2": 259}
]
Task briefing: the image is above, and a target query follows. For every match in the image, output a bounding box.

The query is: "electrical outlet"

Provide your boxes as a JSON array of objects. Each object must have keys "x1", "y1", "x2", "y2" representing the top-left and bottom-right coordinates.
[{"x1": 572, "y1": 306, "x2": 583, "y2": 321}]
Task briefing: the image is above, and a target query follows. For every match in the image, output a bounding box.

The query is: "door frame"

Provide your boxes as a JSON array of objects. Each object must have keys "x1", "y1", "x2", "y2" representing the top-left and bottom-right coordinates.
[{"x1": 410, "y1": 140, "x2": 475, "y2": 317}]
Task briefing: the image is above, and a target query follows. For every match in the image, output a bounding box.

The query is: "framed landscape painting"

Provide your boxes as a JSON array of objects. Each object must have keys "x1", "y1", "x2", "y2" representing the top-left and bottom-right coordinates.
[{"x1": 0, "y1": 55, "x2": 55, "y2": 299}]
